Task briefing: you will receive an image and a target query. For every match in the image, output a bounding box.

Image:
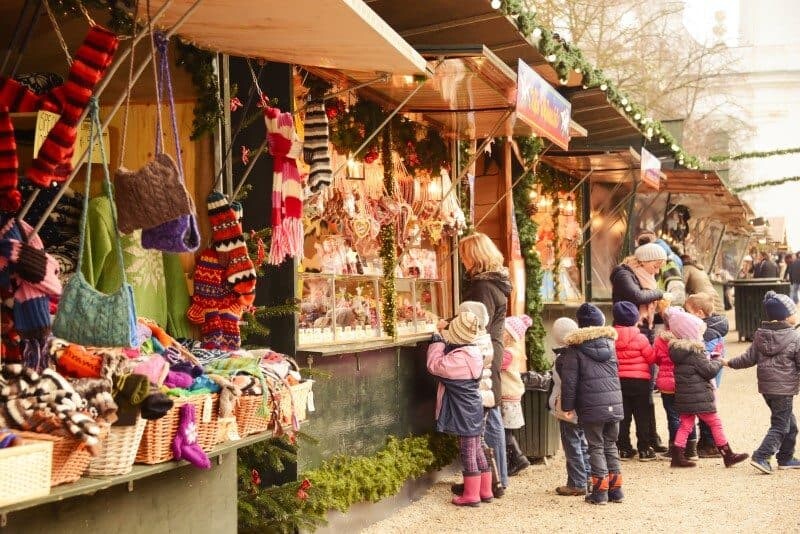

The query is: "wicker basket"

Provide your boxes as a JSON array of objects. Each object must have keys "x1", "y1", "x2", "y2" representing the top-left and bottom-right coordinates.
[
  {"x1": 86, "y1": 417, "x2": 147, "y2": 476},
  {"x1": 235, "y1": 394, "x2": 271, "y2": 437},
  {"x1": 287, "y1": 380, "x2": 313, "y2": 423},
  {"x1": 16, "y1": 430, "x2": 103, "y2": 486},
  {"x1": 135, "y1": 394, "x2": 219, "y2": 465},
  {"x1": 0, "y1": 440, "x2": 53, "y2": 506}
]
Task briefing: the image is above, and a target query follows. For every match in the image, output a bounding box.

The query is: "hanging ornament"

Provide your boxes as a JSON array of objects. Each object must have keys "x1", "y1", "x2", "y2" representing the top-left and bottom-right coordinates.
[
  {"x1": 241, "y1": 145, "x2": 251, "y2": 165},
  {"x1": 230, "y1": 97, "x2": 243, "y2": 112}
]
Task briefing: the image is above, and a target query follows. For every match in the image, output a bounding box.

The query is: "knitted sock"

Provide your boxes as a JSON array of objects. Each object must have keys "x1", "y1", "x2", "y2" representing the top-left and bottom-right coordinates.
[
  {"x1": 206, "y1": 193, "x2": 256, "y2": 307},
  {"x1": 303, "y1": 100, "x2": 332, "y2": 192},
  {"x1": 27, "y1": 26, "x2": 119, "y2": 186},
  {"x1": 172, "y1": 402, "x2": 211, "y2": 468},
  {"x1": 187, "y1": 248, "x2": 226, "y2": 325}
]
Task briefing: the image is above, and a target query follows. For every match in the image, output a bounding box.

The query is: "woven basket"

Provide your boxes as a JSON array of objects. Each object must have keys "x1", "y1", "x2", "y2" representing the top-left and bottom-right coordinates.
[
  {"x1": 288, "y1": 380, "x2": 313, "y2": 423},
  {"x1": 86, "y1": 417, "x2": 147, "y2": 476},
  {"x1": 135, "y1": 394, "x2": 219, "y2": 465},
  {"x1": 16, "y1": 429, "x2": 106, "y2": 487},
  {"x1": 0, "y1": 440, "x2": 53, "y2": 506},
  {"x1": 235, "y1": 394, "x2": 271, "y2": 437}
]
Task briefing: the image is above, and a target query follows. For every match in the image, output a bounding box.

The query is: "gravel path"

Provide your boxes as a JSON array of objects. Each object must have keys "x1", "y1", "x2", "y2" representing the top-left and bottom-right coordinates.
[{"x1": 363, "y1": 337, "x2": 800, "y2": 534}]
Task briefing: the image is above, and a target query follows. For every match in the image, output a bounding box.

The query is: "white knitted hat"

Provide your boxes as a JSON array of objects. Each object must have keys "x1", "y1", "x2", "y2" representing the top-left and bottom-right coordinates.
[
  {"x1": 552, "y1": 317, "x2": 579, "y2": 348},
  {"x1": 442, "y1": 310, "x2": 486, "y2": 346},
  {"x1": 458, "y1": 301, "x2": 489, "y2": 329},
  {"x1": 635, "y1": 243, "x2": 667, "y2": 262}
]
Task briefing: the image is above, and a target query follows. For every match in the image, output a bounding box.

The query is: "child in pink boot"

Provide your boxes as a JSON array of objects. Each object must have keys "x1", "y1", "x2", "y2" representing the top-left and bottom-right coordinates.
[{"x1": 428, "y1": 310, "x2": 491, "y2": 507}]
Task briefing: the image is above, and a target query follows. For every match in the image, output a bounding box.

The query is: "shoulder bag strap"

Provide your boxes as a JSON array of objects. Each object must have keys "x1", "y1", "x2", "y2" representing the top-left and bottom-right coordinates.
[{"x1": 154, "y1": 31, "x2": 185, "y2": 185}]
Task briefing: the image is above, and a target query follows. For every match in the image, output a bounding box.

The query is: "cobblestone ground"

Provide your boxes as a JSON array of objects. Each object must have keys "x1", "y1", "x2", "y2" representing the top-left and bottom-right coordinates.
[{"x1": 363, "y1": 331, "x2": 800, "y2": 534}]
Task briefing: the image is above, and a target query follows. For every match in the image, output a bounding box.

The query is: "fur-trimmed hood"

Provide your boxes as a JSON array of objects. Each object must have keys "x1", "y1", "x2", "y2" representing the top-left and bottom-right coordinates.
[
  {"x1": 659, "y1": 330, "x2": 676, "y2": 342},
  {"x1": 564, "y1": 326, "x2": 618, "y2": 345},
  {"x1": 668, "y1": 338, "x2": 705, "y2": 364}
]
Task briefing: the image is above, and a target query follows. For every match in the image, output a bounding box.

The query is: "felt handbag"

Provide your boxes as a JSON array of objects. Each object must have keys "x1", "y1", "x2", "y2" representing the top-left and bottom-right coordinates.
[
  {"x1": 52, "y1": 99, "x2": 138, "y2": 348},
  {"x1": 113, "y1": 31, "x2": 197, "y2": 246},
  {"x1": 140, "y1": 31, "x2": 199, "y2": 253}
]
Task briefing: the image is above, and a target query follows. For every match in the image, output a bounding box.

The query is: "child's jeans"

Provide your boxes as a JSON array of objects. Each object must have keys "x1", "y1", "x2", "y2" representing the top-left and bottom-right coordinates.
[
  {"x1": 675, "y1": 413, "x2": 726, "y2": 448},
  {"x1": 559, "y1": 420, "x2": 590, "y2": 489},
  {"x1": 582, "y1": 421, "x2": 621, "y2": 478},
  {"x1": 753, "y1": 394, "x2": 798, "y2": 464},
  {"x1": 661, "y1": 393, "x2": 696, "y2": 443},
  {"x1": 458, "y1": 435, "x2": 489, "y2": 473}
]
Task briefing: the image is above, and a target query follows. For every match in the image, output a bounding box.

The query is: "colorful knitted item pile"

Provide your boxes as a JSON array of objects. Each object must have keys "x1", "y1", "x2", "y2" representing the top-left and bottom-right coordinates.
[
  {"x1": 187, "y1": 195, "x2": 256, "y2": 350},
  {"x1": 263, "y1": 106, "x2": 304, "y2": 265},
  {"x1": 0, "y1": 26, "x2": 118, "y2": 211}
]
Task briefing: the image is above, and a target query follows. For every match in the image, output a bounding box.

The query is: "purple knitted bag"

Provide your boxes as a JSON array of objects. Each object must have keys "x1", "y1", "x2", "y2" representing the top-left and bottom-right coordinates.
[{"x1": 141, "y1": 32, "x2": 199, "y2": 253}]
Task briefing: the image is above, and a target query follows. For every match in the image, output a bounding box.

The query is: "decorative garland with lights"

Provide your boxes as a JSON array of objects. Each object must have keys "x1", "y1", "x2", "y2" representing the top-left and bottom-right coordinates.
[
  {"x1": 709, "y1": 147, "x2": 800, "y2": 163},
  {"x1": 380, "y1": 128, "x2": 398, "y2": 337},
  {"x1": 496, "y1": 1, "x2": 700, "y2": 169},
  {"x1": 733, "y1": 176, "x2": 800, "y2": 194}
]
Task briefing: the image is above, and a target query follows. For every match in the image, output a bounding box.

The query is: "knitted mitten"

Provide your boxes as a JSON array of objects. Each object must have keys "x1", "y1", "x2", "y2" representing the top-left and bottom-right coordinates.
[
  {"x1": 206, "y1": 193, "x2": 256, "y2": 307},
  {"x1": 172, "y1": 403, "x2": 211, "y2": 469},
  {"x1": 303, "y1": 100, "x2": 332, "y2": 192}
]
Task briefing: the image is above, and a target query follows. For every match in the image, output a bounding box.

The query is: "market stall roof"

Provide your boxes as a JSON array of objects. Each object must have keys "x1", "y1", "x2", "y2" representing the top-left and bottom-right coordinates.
[
  {"x1": 564, "y1": 88, "x2": 643, "y2": 149},
  {"x1": 540, "y1": 149, "x2": 641, "y2": 180},
  {"x1": 320, "y1": 45, "x2": 587, "y2": 140},
  {"x1": 365, "y1": 0, "x2": 582, "y2": 87},
  {"x1": 139, "y1": 0, "x2": 428, "y2": 75}
]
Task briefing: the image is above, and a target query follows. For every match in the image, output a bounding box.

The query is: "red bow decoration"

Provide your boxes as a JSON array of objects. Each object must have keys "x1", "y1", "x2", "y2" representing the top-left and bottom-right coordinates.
[
  {"x1": 296, "y1": 478, "x2": 312, "y2": 501},
  {"x1": 230, "y1": 97, "x2": 243, "y2": 112},
  {"x1": 251, "y1": 469, "x2": 261, "y2": 487}
]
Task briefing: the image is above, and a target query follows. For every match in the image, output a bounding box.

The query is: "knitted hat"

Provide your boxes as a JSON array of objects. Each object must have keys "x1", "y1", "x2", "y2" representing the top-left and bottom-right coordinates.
[
  {"x1": 635, "y1": 243, "x2": 667, "y2": 262},
  {"x1": 505, "y1": 315, "x2": 533, "y2": 342},
  {"x1": 763, "y1": 290, "x2": 797, "y2": 321},
  {"x1": 662, "y1": 306, "x2": 682, "y2": 328},
  {"x1": 458, "y1": 301, "x2": 489, "y2": 329},
  {"x1": 669, "y1": 309, "x2": 706, "y2": 341},
  {"x1": 576, "y1": 303, "x2": 605, "y2": 328},
  {"x1": 612, "y1": 301, "x2": 640, "y2": 327},
  {"x1": 442, "y1": 310, "x2": 486, "y2": 346},
  {"x1": 552, "y1": 317, "x2": 579, "y2": 347},
  {"x1": 140, "y1": 392, "x2": 174, "y2": 420}
]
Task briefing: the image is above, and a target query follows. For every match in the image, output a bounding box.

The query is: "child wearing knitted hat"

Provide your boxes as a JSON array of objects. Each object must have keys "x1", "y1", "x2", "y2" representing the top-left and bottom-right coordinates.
[
  {"x1": 427, "y1": 310, "x2": 492, "y2": 507},
  {"x1": 667, "y1": 309, "x2": 748, "y2": 468},
  {"x1": 725, "y1": 291, "x2": 800, "y2": 473},
  {"x1": 548, "y1": 316, "x2": 591, "y2": 496},
  {"x1": 501, "y1": 314, "x2": 533, "y2": 476}
]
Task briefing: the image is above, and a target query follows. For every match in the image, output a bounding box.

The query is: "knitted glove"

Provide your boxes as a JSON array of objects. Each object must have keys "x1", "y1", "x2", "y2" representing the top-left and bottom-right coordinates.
[{"x1": 172, "y1": 403, "x2": 211, "y2": 469}]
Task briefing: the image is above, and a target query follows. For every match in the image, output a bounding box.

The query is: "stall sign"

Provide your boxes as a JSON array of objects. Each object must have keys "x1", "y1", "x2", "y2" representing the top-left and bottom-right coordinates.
[
  {"x1": 516, "y1": 59, "x2": 571, "y2": 150},
  {"x1": 640, "y1": 147, "x2": 662, "y2": 190},
  {"x1": 33, "y1": 110, "x2": 108, "y2": 166}
]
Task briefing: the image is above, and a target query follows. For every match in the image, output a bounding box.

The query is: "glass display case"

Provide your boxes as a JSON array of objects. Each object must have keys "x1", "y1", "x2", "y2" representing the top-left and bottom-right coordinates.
[
  {"x1": 395, "y1": 278, "x2": 444, "y2": 337},
  {"x1": 297, "y1": 273, "x2": 384, "y2": 347}
]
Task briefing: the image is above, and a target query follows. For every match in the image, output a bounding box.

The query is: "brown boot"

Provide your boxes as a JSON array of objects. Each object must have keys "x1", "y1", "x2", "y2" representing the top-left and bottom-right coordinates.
[
  {"x1": 718, "y1": 444, "x2": 748, "y2": 467},
  {"x1": 555, "y1": 485, "x2": 586, "y2": 496},
  {"x1": 670, "y1": 446, "x2": 696, "y2": 468}
]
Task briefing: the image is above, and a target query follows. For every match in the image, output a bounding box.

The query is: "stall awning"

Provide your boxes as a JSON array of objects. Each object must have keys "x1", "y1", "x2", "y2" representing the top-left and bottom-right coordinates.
[
  {"x1": 564, "y1": 89, "x2": 643, "y2": 149},
  {"x1": 139, "y1": 0, "x2": 427, "y2": 75},
  {"x1": 660, "y1": 169, "x2": 753, "y2": 228},
  {"x1": 366, "y1": 0, "x2": 583, "y2": 87},
  {"x1": 541, "y1": 149, "x2": 641, "y2": 181}
]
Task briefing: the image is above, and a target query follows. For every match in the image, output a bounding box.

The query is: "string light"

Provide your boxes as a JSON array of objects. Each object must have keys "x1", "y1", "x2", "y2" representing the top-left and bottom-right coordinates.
[
  {"x1": 490, "y1": 0, "x2": 501, "y2": 9},
  {"x1": 620, "y1": 97, "x2": 628, "y2": 106},
  {"x1": 531, "y1": 27, "x2": 542, "y2": 39},
  {"x1": 546, "y1": 54, "x2": 557, "y2": 63},
  {"x1": 600, "y1": 83, "x2": 608, "y2": 91}
]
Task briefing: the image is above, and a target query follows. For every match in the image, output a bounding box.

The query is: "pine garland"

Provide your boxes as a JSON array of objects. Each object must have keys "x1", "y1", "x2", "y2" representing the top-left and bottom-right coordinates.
[
  {"x1": 174, "y1": 40, "x2": 223, "y2": 140},
  {"x1": 380, "y1": 128, "x2": 397, "y2": 337},
  {"x1": 709, "y1": 147, "x2": 800, "y2": 162},
  {"x1": 733, "y1": 176, "x2": 800, "y2": 193},
  {"x1": 239, "y1": 433, "x2": 458, "y2": 533}
]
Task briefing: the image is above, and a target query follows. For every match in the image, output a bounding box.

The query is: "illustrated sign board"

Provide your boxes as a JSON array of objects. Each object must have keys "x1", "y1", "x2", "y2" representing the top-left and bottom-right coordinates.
[
  {"x1": 33, "y1": 110, "x2": 108, "y2": 166},
  {"x1": 516, "y1": 59, "x2": 572, "y2": 150},
  {"x1": 640, "y1": 147, "x2": 662, "y2": 190}
]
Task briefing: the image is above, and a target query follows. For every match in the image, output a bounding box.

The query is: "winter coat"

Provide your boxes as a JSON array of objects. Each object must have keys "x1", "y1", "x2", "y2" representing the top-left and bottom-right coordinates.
[
  {"x1": 703, "y1": 314, "x2": 729, "y2": 356},
  {"x1": 560, "y1": 326, "x2": 623, "y2": 424},
  {"x1": 727, "y1": 321, "x2": 800, "y2": 396},
  {"x1": 788, "y1": 261, "x2": 800, "y2": 284},
  {"x1": 610, "y1": 264, "x2": 663, "y2": 306},
  {"x1": 754, "y1": 259, "x2": 780, "y2": 279},
  {"x1": 658, "y1": 260, "x2": 686, "y2": 306},
  {"x1": 654, "y1": 330, "x2": 676, "y2": 393},
  {"x1": 669, "y1": 338, "x2": 722, "y2": 414},
  {"x1": 614, "y1": 325, "x2": 655, "y2": 380},
  {"x1": 474, "y1": 332, "x2": 495, "y2": 407},
  {"x1": 684, "y1": 261, "x2": 723, "y2": 313},
  {"x1": 463, "y1": 270, "x2": 512, "y2": 407},
  {"x1": 549, "y1": 347, "x2": 579, "y2": 423},
  {"x1": 427, "y1": 340, "x2": 484, "y2": 436}
]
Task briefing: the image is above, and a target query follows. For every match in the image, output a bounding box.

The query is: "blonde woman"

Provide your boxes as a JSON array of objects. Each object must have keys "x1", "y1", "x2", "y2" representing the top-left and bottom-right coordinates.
[{"x1": 459, "y1": 233, "x2": 513, "y2": 492}]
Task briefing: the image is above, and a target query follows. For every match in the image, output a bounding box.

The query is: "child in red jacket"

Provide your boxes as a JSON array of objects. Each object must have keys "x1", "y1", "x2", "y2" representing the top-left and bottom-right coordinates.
[{"x1": 613, "y1": 301, "x2": 657, "y2": 461}]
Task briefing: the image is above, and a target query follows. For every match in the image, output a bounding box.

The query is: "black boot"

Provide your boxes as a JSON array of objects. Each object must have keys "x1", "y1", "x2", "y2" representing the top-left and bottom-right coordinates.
[
  {"x1": 685, "y1": 439, "x2": 699, "y2": 461},
  {"x1": 648, "y1": 402, "x2": 668, "y2": 453},
  {"x1": 506, "y1": 432, "x2": 530, "y2": 477}
]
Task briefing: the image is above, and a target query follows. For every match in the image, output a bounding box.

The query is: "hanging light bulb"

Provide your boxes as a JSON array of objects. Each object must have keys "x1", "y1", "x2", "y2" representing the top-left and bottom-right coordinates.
[
  {"x1": 528, "y1": 189, "x2": 538, "y2": 200},
  {"x1": 559, "y1": 78, "x2": 568, "y2": 85},
  {"x1": 625, "y1": 105, "x2": 632, "y2": 112},
  {"x1": 634, "y1": 112, "x2": 641, "y2": 121},
  {"x1": 646, "y1": 127, "x2": 654, "y2": 139},
  {"x1": 546, "y1": 54, "x2": 557, "y2": 63},
  {"x1": 659, "y1": 137, "x2": 665, "y2": 144},
  {"x1": 574, "y1": 67, "x2": 582, "y2": 74},
  {"x1": 531, "y1": 27, "x2": 542, "y2": 39},
  {"x1": 490, "y1": 0, "x2": 502, "y2": 9},
  {"x1": 620, "y1": 97, "x2": 628, "y2": 106},
  {"x1": 599, "y1": 83, "x2": 608, "y2": 91},
  {"x1": 671, "y1": 144, "x2": 679, "y2": 152}
]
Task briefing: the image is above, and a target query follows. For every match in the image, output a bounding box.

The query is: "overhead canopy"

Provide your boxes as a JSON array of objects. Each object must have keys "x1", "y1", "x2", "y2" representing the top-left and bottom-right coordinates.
[
  {"x1": 319, "y1": 45, "x2": 586, "y2": 141},
  {"x1": 366, "y1": 0, "x2": 582, "y2": 87},
  {"x1": 541, "y1": 149, "x2": 641, "y2": 181},
  {"x1": 139, "y1": 0, "x2": 427, "y2": 75},
  {"x1": 564, "y1": 89, "x2": 643, "y2": 149}
]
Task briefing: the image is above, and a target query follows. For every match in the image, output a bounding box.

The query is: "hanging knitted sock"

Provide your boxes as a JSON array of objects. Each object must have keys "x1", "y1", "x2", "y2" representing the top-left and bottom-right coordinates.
[
  {"x1": 172, "y1": 403, "x2": 211, "y2": 469},
  {"x1": 218, "y1": 312, "x2": 241, "y2": 351},
  {"x1": 0, "y1": 110, "x2": 21, "y2": 212},
  {"x1": 303, "y1": 100, "x2": 332, "y2": 193},
  {"x1": 27, "y1": 26, "x2": 119, "y2": 186},
  {"x1": 187, "y1": 248, "x2": 226, "y2": 325},
  {"x1": 207, "y1": 192, "x2": 256, "y2": 306}
]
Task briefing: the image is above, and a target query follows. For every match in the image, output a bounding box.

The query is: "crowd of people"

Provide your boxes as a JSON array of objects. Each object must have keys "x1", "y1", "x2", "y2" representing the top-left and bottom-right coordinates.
[{"x1": 426, "y1": 231, "x2": 800, "y2": 508}]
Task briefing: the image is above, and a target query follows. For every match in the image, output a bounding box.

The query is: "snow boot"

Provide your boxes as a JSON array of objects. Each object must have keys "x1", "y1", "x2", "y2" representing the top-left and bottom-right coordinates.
[
  {"x1": 452, "y1": 472, "x2": 481, "y2": 507},
  {"x1": 585, "y1": 475, "x2": 609, "y2": 505},
  {"x1": 607, "y1": 472, "x2": 624, "y2": 503},
  {"x1": 670, "y1": 446, "x2": 696, "y2": 468},
  {"x1": 719, "y1": 443, "x2": 748, "y2": 467}
]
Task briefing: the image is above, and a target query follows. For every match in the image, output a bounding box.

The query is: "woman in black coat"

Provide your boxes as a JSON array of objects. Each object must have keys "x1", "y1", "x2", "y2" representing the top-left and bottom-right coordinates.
[{"x1": 459, "y1": 232, "x2": 513, "y2": 489}]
